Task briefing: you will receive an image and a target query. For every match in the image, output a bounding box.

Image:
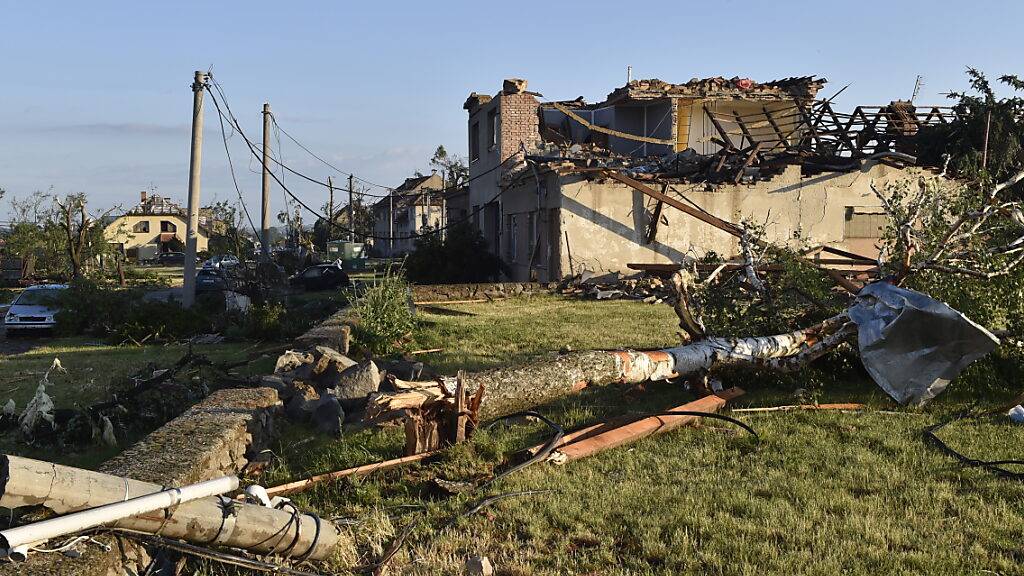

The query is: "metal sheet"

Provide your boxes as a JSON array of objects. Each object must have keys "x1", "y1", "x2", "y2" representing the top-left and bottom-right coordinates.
[{"x1": 848, "y1": 282, "x2": 1000, "y2": 405}]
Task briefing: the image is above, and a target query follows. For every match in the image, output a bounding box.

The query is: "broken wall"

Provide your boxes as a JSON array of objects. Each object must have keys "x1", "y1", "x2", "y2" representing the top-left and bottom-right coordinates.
[{"x1": 538, "y1": 162, "x2": 949, "y2": 280}]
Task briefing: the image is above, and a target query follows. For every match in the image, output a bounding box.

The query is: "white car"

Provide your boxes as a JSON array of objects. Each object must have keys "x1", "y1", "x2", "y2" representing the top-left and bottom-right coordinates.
[
  {"x1": 4, "y1": 284, "x2": 68, "y2": 335},
  {"x1": 202, "y1": 254, "x2": 241, "y2": 270}
]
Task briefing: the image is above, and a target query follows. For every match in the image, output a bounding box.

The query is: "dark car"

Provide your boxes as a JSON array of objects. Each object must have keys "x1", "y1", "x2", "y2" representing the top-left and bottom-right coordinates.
[
  {"x1": 195, "y1": 268, "x2": 233, "y2": 293},
  {"x1": 289, "y1": 264, "x2": 350, "y2": 291},
  {"x1": 157, "y1": 252, "x2": 186, "y2": 266}
]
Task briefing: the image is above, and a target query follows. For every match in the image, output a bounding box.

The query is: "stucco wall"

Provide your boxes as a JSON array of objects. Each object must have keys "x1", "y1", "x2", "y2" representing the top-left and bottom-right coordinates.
[
  {"x1": 527, "y1": 162, "x2": 948, "y2": 280},
  {"x1": 104, "y1": 214, "x2": 208, "y2": 252}
]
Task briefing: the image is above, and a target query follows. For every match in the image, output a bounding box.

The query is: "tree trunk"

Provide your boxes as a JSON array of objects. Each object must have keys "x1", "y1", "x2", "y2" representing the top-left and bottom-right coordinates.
[{"x1": 458, "y1": 315, "x2": 852, "y2": 418}]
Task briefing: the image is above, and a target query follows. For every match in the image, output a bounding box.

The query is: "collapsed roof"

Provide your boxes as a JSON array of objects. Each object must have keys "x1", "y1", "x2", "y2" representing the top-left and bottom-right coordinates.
[{"x1": 602, "y1": 76, "x2": 826, "y2": 105}]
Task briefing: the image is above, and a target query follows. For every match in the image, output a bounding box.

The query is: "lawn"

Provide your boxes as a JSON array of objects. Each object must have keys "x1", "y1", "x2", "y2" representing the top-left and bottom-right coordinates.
[
  {"x1": 253, "y1": 294, "x2": 1024, "y2": 576},
  {"x1": 0, "y1": 336, "x2": 273, "y2": 468}
]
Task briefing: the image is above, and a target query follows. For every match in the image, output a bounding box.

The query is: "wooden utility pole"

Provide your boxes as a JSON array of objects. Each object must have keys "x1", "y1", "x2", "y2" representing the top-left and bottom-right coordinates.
[
  {"x1": 347, "y1": 174, "x2": 355, "y2": 242},
  {"x1": 182, "y1": 70, "x2": 208, "y2": 308},
  {"x1": 389, "y1": 190, "x2": 394, "y2": 256},
  {"x1": 260, "y1": 103, "x2": 272, "y2": 261}
]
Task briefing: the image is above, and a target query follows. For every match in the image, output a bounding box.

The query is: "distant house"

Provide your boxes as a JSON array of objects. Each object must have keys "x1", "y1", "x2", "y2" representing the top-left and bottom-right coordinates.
[
  {"x1": 371, "y1": 173, "x2": 444, "y2": 257},
  {"x1": 104, "y1": 191, "x2": 209, "y2": 262}
]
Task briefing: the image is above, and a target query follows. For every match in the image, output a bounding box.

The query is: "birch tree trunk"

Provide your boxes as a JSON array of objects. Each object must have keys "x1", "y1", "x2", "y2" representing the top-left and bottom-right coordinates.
[{"x1": 457, "y1": 315, "x2": 854, "y2": 418}]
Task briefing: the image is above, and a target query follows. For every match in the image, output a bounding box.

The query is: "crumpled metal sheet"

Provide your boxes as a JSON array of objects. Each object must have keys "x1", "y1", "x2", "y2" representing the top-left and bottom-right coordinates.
[{"x1": 848, "y1": 282, "x2": 1000, "y2": 405}]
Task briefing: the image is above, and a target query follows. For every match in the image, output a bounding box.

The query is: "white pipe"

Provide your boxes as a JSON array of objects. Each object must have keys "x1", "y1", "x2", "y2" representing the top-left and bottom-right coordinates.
[{"x1": 0, "y1": 475, "x2": 238, "y2": 561}]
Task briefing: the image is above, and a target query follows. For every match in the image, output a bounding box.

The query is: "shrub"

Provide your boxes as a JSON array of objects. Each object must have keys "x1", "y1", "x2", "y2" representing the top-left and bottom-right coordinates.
[
  {"x1": 405, "y1": 222, "x2": 506, "y2": 284},
  {"x1": 244, "y1": 302, "x2": 287, "y2": 341},
  {"x1": 347, "y1": 265, "x2": 414, "y2": 355}
]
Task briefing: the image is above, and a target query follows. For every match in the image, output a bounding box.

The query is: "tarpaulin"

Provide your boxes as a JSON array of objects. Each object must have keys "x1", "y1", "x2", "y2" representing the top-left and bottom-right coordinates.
[{"x1": 848, "y1": 282, "x2": 1000, "y2": 405}]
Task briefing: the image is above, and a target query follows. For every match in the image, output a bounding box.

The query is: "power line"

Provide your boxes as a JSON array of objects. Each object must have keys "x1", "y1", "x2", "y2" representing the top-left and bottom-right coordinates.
[
  {"x1": 269, "y1": 117, "x2": 393, "y2": 192},
  {"x1": 212, "y1": 93, "x2": 259, "y2": 238},
  {"x1": 205, "y1": 77, "x2": 517, "y2": 242}
]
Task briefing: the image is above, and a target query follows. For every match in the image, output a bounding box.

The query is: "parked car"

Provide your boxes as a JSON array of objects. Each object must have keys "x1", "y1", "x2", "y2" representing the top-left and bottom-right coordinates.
[
  {"x1": 195, "y1": 268, "x2": 234, "y2": 294},
  {"x1": 202, "y1": 254, "x2": 240, "y2": 270},
  {"x1": 4, "y1": 284, "x2": 68, "y2": 335},
  {"x1": 157, "y1": 252, "x2": 186, "y2": 266},
  {"x1": 289, "y1": 264, "x2": 351, "y2": 291}
]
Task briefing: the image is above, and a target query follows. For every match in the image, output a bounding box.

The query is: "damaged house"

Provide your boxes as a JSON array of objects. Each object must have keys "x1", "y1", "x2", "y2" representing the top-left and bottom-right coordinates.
[
  {"x1": 464, "y1": 76, "x2": 953, "y2": 282},
  {"x1": 371, "y1": 173, "x2": 445, "y2": 257}
]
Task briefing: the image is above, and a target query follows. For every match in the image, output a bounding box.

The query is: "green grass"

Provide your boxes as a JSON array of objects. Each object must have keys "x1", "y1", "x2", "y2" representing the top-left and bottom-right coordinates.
[
  {"x1": 0, "y1": 337, "x2": 273, "y2": 468},
  {"x1": 409, "y1": 295, "x2": 684, "y2": 372},
  {"x1": 245, "y1": 294, "x2": 1024, "y2": 575}
]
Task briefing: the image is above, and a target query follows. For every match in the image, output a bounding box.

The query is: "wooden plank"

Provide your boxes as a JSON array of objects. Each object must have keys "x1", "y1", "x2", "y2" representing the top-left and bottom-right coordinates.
[
  {"x1": 703, "y1": 104, "x2": 738, "y2": 151},
  {"x1": 732, "y1": 110, "x2": 759, "y2": 149},
  {"x1": 549, "y1": 102, "x2": 674, "y2": 146},
  {"x1": 600, "y1": 169, "x2": 745, "y2": 238},
  {"x1": 645, "y1": 184, "x2": 668, "y2": 244},
  {"x1": 762, "y1": 105, "x2": 789, "y2": 152},
  {"x1": 264, "y1": 452, "x2": 441, "y2": 497},
  {"x1": 553, "y1": 388, "x2": 744, "y2": 463},
  {"x1": 734, "y1": 142, "x2": 763, "y2": 184}
]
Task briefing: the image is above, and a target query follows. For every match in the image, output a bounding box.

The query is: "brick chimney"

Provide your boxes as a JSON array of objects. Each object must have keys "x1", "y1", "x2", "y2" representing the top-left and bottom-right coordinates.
[
  {"x1": 140, "y1": 190, "x2": 148, "y2": 204},
  {"x1": 498, "y1": 78, "x2": 540, "y2": 162}
]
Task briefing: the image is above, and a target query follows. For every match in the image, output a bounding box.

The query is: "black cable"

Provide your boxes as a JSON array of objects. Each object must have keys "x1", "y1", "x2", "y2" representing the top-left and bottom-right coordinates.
[
  {"x1": 924, "y1": 415, "x2": 1024, "y2": 479},
  {"x1": 116, "y1": 531, "x2": 325, "y2": 576},
  {"x1": 206, "y1": 81, "x2": 518, "y2": 241},
  {"x1": 652, "y1": 410, "x2": 759, "y2": 439},
  {"x1": 209, "y1": 76, "x2": 507, "y2": 199},
  {"x1": 482, "y1": 410, "x2": 565, "y2": 487},
  {"x1": 212, "y1": 94, "x2": 260, "y2": 238},
  {"x1": 269, "y1": 116, "x2": 394, "y2": 193}
]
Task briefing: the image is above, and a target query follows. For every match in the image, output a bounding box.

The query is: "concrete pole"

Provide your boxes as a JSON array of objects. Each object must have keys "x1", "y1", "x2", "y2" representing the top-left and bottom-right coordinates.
[
  {"x1": 182, "y1": 70, "x2": 207, "y2": 308},
  {"x1": 327, "y1": 176, "x2": 335, "y2": 230},
  {"x1": 261, "y1": 102, "x2": 272, "y2": 261},
  {"x1": 348, "y1": 174, "x2": 355, "y2": 242}
]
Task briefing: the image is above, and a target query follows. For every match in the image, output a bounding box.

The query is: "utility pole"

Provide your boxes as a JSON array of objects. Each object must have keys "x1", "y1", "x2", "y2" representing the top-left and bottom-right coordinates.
[
  {"x1": 260, "y1": 103, "x2": 272, "y2": 262},
  {"x1": 388, "y1": 190, "x2": 394, "y2": 257},
  {"x1": 347, "y1": 174, "x2": 354, "y2": 242},
  {"x1": 327, "y1": 176, "x2": 335, "y2": 239},
  {"x1": 182, "y1": 70, "x2": 208, "y2": 308}
]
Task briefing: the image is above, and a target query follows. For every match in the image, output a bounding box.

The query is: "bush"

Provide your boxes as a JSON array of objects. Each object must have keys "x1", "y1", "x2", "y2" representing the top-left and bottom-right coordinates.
[
  {"x1": 347, "y1": 265, "x2": 414, "y2": 355},
  {"x1": 55, "y1": 279, "x2": 211, "y2": 341},
  {"x1": 243, "y1": 302, "x2": 287, "y2": 341},
  {"x1": 405, "y1": 222, "x2": 506, "y2": 284}
]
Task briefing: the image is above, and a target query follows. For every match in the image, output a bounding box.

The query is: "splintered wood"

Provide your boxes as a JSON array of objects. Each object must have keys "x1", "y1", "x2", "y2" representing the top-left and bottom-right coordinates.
[{"x1": 368, "y1": 371, "x2": 483, "y2": 456}]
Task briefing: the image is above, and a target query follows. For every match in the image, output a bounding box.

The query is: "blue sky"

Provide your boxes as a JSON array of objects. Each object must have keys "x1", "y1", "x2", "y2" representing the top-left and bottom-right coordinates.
[{"x1": 1, "y1": 0, "x2": 1021, "y2": 220}]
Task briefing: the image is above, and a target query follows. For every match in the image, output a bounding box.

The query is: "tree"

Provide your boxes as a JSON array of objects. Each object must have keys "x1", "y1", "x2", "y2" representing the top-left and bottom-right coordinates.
[
  {"x1": 52, "y1": 193, "x2": 119, "y2": 279},
  {"x1": 428, "y1": 145, "x2": 468, "y2": 188},
  {"x1": 203, "y1": 200, "x2": 255, "y2": 259}
]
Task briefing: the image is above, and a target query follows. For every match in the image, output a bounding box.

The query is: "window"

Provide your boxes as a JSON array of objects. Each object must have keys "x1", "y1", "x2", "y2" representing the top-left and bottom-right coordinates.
[
  {"x1": 160, "y1": 220, "x2": 177, "y2": 233},
  {"x1": 844, "y1": 208, "x2": 886, "y2": 239},
  {"x1": 133, "y1": 221, "x2": 150, "y2": 233},
  {"x1": 487, "y1": 108, "x2": 498, "y2": 149},
  {"x1": 505, "y1": 214, "x2": 518, "y2": 262},
  {"x1": 470, "y1": 121, "x2": 480, "y2": 161}
]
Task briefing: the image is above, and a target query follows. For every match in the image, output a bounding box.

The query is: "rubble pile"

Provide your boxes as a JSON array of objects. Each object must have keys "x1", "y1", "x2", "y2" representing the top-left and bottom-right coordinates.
[{"x1": 560, "y1": 270, "x2": 678, "y2": 304}]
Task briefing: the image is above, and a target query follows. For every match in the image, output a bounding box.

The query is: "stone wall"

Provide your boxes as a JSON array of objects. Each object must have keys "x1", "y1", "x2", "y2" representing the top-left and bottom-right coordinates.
[{"x1": 0, "y1": 387, "x2": 281, "y2": 575}]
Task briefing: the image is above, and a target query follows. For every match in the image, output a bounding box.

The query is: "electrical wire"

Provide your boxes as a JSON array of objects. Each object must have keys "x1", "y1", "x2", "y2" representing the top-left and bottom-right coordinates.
[
  {"x1": 269, "y1": 116, "x2": 394, "y2": 192},
  {"x1": 212, "y1": 94, "x2": 260, "y2": 238},
  {"x1": 116, "y1": 531, "x2": 326, "y2": 576},
  {"x1": 924, "y1": 414, "x2": 1024, "y2": 479},
  {"x1": 205, "y1": 78, "x2": 519, "y2": 241}
]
